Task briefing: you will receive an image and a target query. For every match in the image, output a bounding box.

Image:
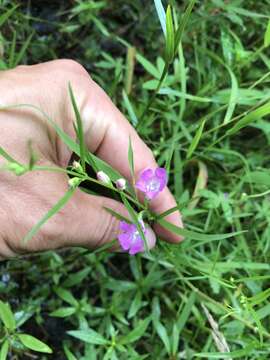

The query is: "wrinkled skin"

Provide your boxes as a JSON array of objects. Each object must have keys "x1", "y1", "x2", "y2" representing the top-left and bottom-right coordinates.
[{"x1": 0, "y1": 60, "x2": 183, "y2": 259}]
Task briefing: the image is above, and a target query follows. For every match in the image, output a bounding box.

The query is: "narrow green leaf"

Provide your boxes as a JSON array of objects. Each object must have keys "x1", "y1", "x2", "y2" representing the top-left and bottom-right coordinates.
[
  {"x1": 68, "y1": 83, "x2": 86, "y2": 172},
  {"x1": 54, "y1": 287, "x2": 78, "y2": 307},
  {"x1": 165, "y1": 6, "x2": 175, "y2": 63},
  {"x1": 154, "y1": 321, "x2": 171, "y2": 354},
  {"x1": 249, "y1": 288, "x2": 270, "y2": 306},
  {"x1": 23, "y1": 187, "x2": 76, "y2": 244},
  {"x1": 18, "y1": 334, "x2": 53, "y2": 354},
  {"x1": 243, "y1": 171, "x2": 270, "y2": 186},
  {"x1": 154, "y1": 0, "x2": 166, "y2": 36},
  {"x1": 62, "y1": 268, "x2": 91, "y2": 288},
  {"x1": 264, "y1": 20, "x2": 270, "y2": 47},
  {"x1": 0, "y1": 146, "x2": 20, "y2": 164},
  {"x1": 0, "y1": 340, "x2": 9, "y2": 360},
  {"x1": 67, "y1": 329, "x2": 108, "y2": 345},
  {"x1": 174, "y1": 0, "x2": 196, "y2": 53},
  {"x1": 8, "y1": 30, "x2": 16, "y2": 68},
  {"x1": 159, "y1": 88, "x2": 214, "y2": 102},
  {"x1": 128, "y1": 292, "x2": 142, "y2": 318},
  {"x1": 177, "y1": 291, "x2": 196, "y2": 335},
  {"x1": 171, "y1": 323, "x2": 179, "y2": 356},
  {"x1": 187, "y1": 119, "x2": 206, "y2": 159},
  {"x1": 125, "y1": 46, "x2": 136, "y2": 95},
  {"x1": 247, "y1": 305, "x2": 264, "y2": 344},
  {"x1": 157, "y1": 217, "x2": 244, "y2": 241},
  {"x1": 122, "y1": 90, "x2": 138, "y2": 126},
  {"x1": 104, "y1": 206, "x2": 131, "y2": 223},
  {"x1": 226, "y1": 101, "x2": 270, "y2": 136},
  {"x1": 120, "y1": 317, "x2": 151, "y2": 344},
  {"x1": 136, "y1": 53, "x2": 160, "y2": 78},
  {"x1": 13, "y1": 32, "x2": 34, "y2": 67},
  {"x1": 195, "y1": 342, "x2": 255, "y2": 358},
  {"x1": 223, "y1": 68, "x2": 238, "y2": 124},
  {"x1": 128, "y1": 136, "x2": 135, "y2": 180},
  {"x1": 50, "y1": 307, "x2": 76, "y2": 318},
  {"x1": 0, "y1": 301, "x2": 16, "y2": 331},
  {"x1": 63, "y1": 345, "x2": 78, "y2": 360},
  {"x1": 0, "y1": 5, "x2": 18, "y2": 27}
]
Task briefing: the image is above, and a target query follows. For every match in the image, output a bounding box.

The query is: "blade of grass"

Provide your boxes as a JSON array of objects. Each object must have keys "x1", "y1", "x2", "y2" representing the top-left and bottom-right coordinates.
[
  {"x1": 195, "y1": 342, "x2": 256, "y2": 358},
  {"x1": 128, "y1": 136, "x2": 135, "y2": 181},
  {"x1": 0, "y1": 4, "x2": 18, "y2": 27},
  {"x1": 154, "y1": 0, "x2": 166, "y2": 36},
  {"x1": 174, "y1": 0, "x2": 197, "y2": 55},
  {"x1": 13, "y1": 32, "x2": 34, "y2": 67},
  {"x1": 223, "y1": 67, "x2": 238, "y2": 124},
  {"x1": 165, "y1": 6, "x2": 175, "y2": 64},
  {"x1": 23, "y1": 187, "x2": 76, "y2": 244},
  {"x1": 0, "y1": 146, "x2": 21, "y2": 164},
  {"x1": 68, "y1": 83, "x2": 86, "y2": 172},
  {"x1": 186, "y1": 119, "x2": 206, "y2": 159},
  {"x1": 226, "y1": 100, "x2": 270, "y2": 136},
  {"x1": 157, "y1": 217, "x2": 245, "y2": 241}
]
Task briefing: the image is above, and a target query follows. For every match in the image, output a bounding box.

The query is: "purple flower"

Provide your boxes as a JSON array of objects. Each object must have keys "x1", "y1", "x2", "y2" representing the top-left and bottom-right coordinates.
[
  {"x1": 135, "y1": 168, "x2": 168, "y2": 200},
  {"x1": 117, "y1": 220, "x2": 156, "y2": 255},
  {"x1": 118, "y1": 221, "x2": 145, "y2": 255}
]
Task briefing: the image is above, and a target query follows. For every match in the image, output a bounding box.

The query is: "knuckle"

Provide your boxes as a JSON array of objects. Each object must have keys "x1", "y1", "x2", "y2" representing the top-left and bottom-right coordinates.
[
  {"x1": 55, "y1": 59, "x2": 89, "y2": 78},
  {"x1": 0, "y1": 234, "x2": 16, "y2": 259}
]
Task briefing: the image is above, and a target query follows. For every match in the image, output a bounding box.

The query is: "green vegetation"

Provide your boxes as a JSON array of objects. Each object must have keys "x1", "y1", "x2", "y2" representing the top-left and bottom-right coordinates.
[{"x1": 1, "y1": 0, "x2": 270, "y2": 358}]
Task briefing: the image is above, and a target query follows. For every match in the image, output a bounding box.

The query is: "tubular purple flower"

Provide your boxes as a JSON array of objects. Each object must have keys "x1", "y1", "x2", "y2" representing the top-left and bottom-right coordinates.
[
  {"x1": 135, "y1": 167, "x2": 168, "y2": 200},
  {"x1": 117, "y1": 220, "x2": 156, "y2": 255}
]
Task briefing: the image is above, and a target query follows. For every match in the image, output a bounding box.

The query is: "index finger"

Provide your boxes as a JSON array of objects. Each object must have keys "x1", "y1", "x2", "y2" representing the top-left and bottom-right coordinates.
[{"x1": 77, "y1": 77, "x2": 183, "y2": 243}]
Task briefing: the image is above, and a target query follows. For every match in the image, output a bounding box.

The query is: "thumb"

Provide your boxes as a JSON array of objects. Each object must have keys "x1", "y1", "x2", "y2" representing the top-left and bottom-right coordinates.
[
  {"x1": 65, "y1": 189, "x2": 127, "y2": 249},
  {"x1": 61, "y1": 189, "x2": 156, "y2": 252}
]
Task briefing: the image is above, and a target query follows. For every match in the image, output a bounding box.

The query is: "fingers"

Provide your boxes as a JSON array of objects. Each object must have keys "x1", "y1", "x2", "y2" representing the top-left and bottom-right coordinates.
[
  {"x1": 62, "y1": 189, "x2": 156, "y2": 251},
  {"x1": 77, "y1": 79, "x2": 183, "y2": 243},
  {"x1": 1, "y1": 166, "x2": 156, "y2": 256}
]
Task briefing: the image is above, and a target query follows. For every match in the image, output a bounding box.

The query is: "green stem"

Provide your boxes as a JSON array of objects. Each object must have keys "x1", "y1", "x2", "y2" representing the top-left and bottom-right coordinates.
[{"x1": 138, "y1": 63, "x2": 170, "y2": 129}]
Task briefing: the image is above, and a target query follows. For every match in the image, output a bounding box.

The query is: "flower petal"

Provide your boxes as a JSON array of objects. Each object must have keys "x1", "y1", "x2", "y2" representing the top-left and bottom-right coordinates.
[
  {"x1": 155, "y1": 167, "x2": 167, "y2": 178},
  {"x1": 135, "y1": 180, "x2": 147, "y2": 192},
  {"x1": 139, "y1": 168, "x2": 153, "y2": 182},
  {"x1": 146, "y1": 190, "x2": 160, "y2": 200},
  {"x1": 129, "y1": 239, "x2": 144, "y2": 255},
  {"x1": 155, "y1": 168, "x2": 167, "y2": 191},
  {"x1": 119, "y1": 221, "x2": 131, "y2": 232},
  {"x1": 118, "y1": 233, "x2": 131, "y2": 250}
]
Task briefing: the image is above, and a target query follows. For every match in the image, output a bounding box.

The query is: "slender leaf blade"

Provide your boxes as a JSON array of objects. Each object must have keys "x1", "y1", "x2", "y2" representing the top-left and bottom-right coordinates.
[
  {"x1": 0, "y1": 341, "x2": 9, "y2": 360},
  {"x1": 18, "y1": 334, "x2": 52, "y2": 354},
  {"x1": 67, "y1": 329, "x2": 108, "y2": 345},
  {"x1": 154, "y1": 0, "x2": 166, "y2": 36},
  {"x1": 23, "y1": 187, "x2": 76, "y2": 244},
  {"x1": 0, "y1": 301, "x2": 16, "y2": 331}
]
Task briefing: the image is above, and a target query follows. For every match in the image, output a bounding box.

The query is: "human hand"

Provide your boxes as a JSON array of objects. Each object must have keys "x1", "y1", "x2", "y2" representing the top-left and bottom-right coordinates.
[{"x1": 0, "y1": 60, "x2": 183, "y2": 258}]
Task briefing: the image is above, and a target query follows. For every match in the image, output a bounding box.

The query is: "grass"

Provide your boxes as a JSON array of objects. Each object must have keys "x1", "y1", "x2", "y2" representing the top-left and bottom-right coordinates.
[{"x1": 1, "y1": 0, "x2": 270, "y2": 358}]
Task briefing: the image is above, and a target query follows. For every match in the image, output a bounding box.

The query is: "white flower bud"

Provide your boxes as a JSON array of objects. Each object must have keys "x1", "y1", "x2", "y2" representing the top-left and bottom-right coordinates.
[
  {"x1": 72, "y1": 161, "x2": 83, "y2": 173},
  {"x1": 116, "y1": 178, "x2": 126, "y2": 190},
  {"x1": 68, "y1": 177, "x2": 81, "y2": 188},
  {"x1": 97, "y1": 171, "x2": 111, "y2": 184}
]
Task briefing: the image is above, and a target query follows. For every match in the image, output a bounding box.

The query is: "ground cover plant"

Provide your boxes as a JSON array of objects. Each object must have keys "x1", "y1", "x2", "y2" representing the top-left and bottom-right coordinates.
[{"x1": 1, "y1": 0, "x2": 270, "y2": 358}]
